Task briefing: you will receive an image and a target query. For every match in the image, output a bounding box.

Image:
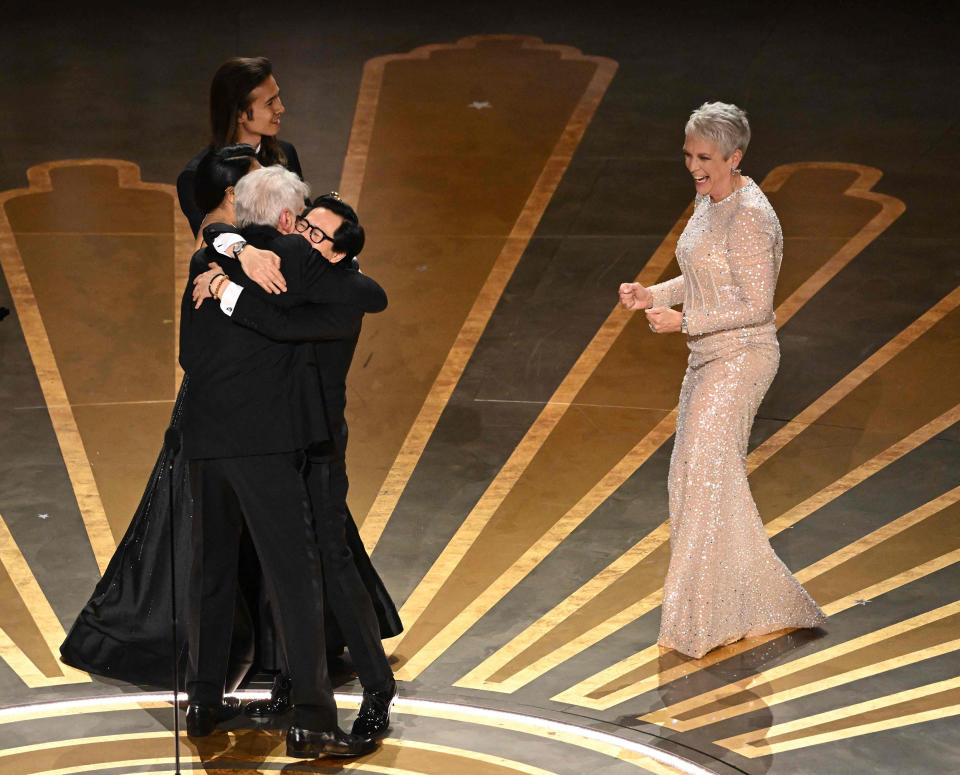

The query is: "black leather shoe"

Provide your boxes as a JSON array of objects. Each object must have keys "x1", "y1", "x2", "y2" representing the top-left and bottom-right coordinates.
[
  {"x1": 185, "y1": 697, "x2": 242, "y2": 737},
  {"x1": 286, "y1": 724, "x2": 377, "y2": 758},
  {"x1": 245, "y1": 674, "x2": 293, "y2": 718},
  {"x1": 351, "y1": 678, "x2": 397, "y2": 737}
]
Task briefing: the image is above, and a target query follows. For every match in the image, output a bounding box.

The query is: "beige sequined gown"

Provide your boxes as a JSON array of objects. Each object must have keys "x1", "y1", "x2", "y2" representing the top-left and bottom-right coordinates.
[{"x1": 649, "y1": 178, "x2": 826, "y2": 659}]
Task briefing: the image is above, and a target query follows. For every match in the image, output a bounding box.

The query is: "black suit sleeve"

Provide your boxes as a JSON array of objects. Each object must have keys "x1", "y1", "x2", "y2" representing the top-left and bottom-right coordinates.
[
  {"x1": 201, "y1": 226, "x2": 388, "y2": 313},
  {"x1": 177, "y1": 168, "x2": 203, "y2": 238},
  {"x1": 179, "y1": 247, "x2": 219, "y2": 371},
  {"x1": 231, "y1": 292, "x2": 362, "y2": 342},
  {"x1": 300, "y1": 251, "x2": 388, "y2": 313}
]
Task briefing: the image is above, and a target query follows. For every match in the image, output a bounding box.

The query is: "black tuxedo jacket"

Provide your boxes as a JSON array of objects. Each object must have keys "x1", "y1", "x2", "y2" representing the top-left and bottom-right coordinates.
[
  {"x1": 176, "y1": 139, "x2": 303, "y2": 237},
  {"x1": 179, "y1": 223, "x2": 370, "y2": 459},
  {"x1": 202, "y1": 223, "x2": 387, "y2": 451}
]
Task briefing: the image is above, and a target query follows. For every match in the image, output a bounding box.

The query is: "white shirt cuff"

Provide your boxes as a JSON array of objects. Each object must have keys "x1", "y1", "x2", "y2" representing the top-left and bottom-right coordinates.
[
  {"x1": 220, "y1": 282, "x2": 243, "y2": 315},
  {"x1": 212, "y1": 233, "x2": 245, "y2": 257}
]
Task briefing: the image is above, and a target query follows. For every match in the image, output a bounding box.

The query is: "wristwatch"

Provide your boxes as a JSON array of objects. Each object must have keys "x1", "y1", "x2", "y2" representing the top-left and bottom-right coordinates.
[
  {"x1": 231, "y1": 240, "x2": 248, "y2": 259},
  {"x1": 681, "y1": 311, "x2": 688, "y2": 334}
]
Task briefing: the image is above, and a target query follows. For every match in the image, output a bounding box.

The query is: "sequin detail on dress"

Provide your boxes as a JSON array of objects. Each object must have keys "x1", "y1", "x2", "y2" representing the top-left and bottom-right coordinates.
[{"x1": 649, "y1": 179, "x2": 826, "y2": 659}]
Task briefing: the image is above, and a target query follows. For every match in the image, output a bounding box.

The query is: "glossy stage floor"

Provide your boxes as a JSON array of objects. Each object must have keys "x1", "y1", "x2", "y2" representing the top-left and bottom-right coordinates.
[{"x1": 1, "y1": 3, "x2": 958, "y2": 774}]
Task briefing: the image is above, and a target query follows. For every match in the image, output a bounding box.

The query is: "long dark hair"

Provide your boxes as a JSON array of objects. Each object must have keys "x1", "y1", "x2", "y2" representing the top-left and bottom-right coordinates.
[
  {"x1": 194, "y1": 144, "x2": 259, "y2": 212},
  {"x1": 209, "y1": 57, "x2": 286, "y2": 167}
]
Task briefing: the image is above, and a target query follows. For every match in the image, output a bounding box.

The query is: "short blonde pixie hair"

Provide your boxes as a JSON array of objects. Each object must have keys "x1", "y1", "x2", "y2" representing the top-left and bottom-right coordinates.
[{"x1": 685, "y1": 102, "x2": 751, "y2": 159}]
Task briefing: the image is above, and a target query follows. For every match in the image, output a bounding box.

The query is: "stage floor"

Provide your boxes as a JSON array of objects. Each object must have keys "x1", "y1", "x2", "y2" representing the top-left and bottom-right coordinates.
[{"x1": 1, "y1": 4, "x2": 958, "y2": 774}]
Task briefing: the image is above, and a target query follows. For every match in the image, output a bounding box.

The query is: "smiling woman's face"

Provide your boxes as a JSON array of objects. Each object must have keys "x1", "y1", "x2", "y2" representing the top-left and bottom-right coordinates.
[{"x1": 683, "y1": 135, "x2": 742, "y2": 202}]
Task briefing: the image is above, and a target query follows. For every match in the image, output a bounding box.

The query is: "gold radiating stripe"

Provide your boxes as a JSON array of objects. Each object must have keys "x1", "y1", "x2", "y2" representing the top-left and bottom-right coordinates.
[
  {"x1": 458, "y1": 303, "x2": 955, "y2": 694},
  {"x1": 759, "y1": 163, "x2": 905, "y2": 323},
  {"x1": 345, "y1": 37, "x2": 619, "y2": 551},
  {"x1": 764, "y1": 402, "x2": 960, "y2": 539},
  {"x1": 389, "y1": 205, "x2": 689, "y2": 669},
  {"x1": 394, "y1": 163, "x2": 905, "y2": 681},
  {"x1": 715, "y1": 676, "x2": 960, "y2": 758},
  {"x1": 552, "y1": 482, "x2": 960, "y2": 709},
  {"x1": 436, "y1": 286, "x2": 960, "y2": 692},
  {"x1": 0, "y1": 159, "x2": 190, "y2": 574},
  {"x1": 0, "y1": 181, "x2": 111, "y2": 574},
  {"x1": 483, "y1": 403, "x2": 960, "y2": 697},
  {"x1": 0, "y1": 512, "x2": 89, "y2": 686},
  {"x1": 747, "y1": 284, "x2": 960, "y2": 473},
  {"x1": 797, "y1": 484, "x2": 960, "y2": 587},
  {"x1": 640, "y1": 600, "x2": 960, "y2": 731}
]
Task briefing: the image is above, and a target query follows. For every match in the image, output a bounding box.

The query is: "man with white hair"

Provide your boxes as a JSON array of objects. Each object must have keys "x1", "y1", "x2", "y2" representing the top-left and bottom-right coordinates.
[
  {"x1": 200, "y1": 187, "x2": 400, "y2": 740},
  {"x1": 179, "y1": 165, "x2": 385, "y2": 758}
]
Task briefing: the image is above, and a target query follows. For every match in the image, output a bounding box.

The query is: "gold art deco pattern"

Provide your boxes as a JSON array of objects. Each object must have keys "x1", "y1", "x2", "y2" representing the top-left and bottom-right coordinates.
[{"x1": 0, "y1": 34, "x2": 955, "y2": 774}]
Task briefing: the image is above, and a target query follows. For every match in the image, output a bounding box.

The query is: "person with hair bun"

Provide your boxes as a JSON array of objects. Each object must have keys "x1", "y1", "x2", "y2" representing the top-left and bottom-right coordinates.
[
  {"x1": 619, "y1": 102, "x2": 826, "y2": 659},
  {"x1": 192, "y1": 144, "x2": 260, "y2": 249}
]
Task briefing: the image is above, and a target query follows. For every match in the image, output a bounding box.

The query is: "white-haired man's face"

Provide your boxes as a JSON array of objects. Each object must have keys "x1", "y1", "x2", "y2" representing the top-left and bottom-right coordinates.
[{"x1": 682, "y1": 135, "x2": 743, "y2": 203}]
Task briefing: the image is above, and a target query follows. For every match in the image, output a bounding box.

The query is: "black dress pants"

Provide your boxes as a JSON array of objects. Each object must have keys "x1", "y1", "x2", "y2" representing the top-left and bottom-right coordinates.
[
  {"x1": 306, "y1": 456, "x2": 393, "y2": 692},
  {"x1": 187, "y1": 453, "x2": 337, "y2": 730}
]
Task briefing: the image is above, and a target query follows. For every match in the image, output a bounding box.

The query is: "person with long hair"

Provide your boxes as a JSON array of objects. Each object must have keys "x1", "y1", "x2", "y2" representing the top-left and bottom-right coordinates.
[
  {"x1": 619, "y1": 102, "x2": 826, "y2": 659},
  {"x1": 177, "y1": 57, "x2": 301, "y2": 239}
]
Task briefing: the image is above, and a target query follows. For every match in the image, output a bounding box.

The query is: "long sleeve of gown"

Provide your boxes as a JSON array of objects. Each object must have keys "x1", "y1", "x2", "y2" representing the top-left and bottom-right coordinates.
[
  {"x1": 683, "y1": 208, "x2": 777, "y2": 336},
  {"x1": 648, "y1": 275, "x2": 685, "y2": 308}
]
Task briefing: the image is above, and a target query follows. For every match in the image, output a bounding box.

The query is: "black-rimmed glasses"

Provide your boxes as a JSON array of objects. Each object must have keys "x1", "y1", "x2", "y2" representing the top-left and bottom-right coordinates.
[{"x1": 295, "y1": 215, "x2": 334, "y2": 246}]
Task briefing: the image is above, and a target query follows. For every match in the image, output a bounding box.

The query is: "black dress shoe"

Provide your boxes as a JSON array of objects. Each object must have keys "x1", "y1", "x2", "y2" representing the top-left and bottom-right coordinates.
[
  {"x1": 185, "y1": 696, "x2": 242, "y2": 737},
  {"x1": 351, "y1": 678, "x2": 397, "y2": 737},
  {"x1": 286, "y1": 724, "x2": 377, "y2": 758},
  {"x1": 245, "y1": 674, "x2": 292, "y2": 718}
]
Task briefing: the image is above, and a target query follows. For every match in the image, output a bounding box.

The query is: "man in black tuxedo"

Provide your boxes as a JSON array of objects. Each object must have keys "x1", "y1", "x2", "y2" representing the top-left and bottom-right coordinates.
[
  {"x1": 199, "y1": 191, "x2": 399, "y2": 738},
  {"x1": 180, "y1": 166, "x2": 386, "y2": 758}
]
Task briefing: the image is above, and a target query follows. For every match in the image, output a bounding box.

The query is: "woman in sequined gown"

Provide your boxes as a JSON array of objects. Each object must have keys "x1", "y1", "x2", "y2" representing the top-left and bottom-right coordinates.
[{"x1": 619, "y1": 102, "x2": 825, "y2": 659}]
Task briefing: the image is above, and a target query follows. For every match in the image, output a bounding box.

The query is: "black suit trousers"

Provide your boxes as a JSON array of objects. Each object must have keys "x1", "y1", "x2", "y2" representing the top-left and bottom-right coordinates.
[
  {"x1": 306, "y1": 456, "x2": 392, "y2": 691},
  {"x1": 187, "y1": 453, "x2": 337, "y2": 730}
]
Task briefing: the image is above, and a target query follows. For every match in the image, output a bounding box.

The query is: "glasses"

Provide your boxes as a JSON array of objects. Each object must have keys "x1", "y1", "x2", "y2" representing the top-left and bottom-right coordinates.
[{"x1": 295, "y1": 215, "x2": 334, "y2": 246}]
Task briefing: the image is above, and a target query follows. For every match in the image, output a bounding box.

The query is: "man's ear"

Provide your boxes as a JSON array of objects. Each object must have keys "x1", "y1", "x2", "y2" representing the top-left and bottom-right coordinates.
[
  {"x1": 328, "y1": 250, "x2": 348, "y2": 264},
  {"x1": 277, "y1": 208, "x2": 295, "y2": 234}
]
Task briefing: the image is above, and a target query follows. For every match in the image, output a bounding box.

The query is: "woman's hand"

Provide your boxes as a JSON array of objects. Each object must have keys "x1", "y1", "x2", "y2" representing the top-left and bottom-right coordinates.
[
  {"x1": 239, "y1": 246, "x2": 286, "y2": 294},
  {"x1": 645, "y1": 307, "x2": 683, "y2": 334},
  {"x1": 192, "y1": 262, "x2": 225, "y2": 308},
  {"x1": 619, "y1": 282, "x2": 653, "y2": 310}
]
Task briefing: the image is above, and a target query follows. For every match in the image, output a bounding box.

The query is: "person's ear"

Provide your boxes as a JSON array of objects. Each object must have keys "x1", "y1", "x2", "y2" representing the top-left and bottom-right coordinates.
[
  {"x1": 329, "y1": 250, "x2": 348, "y2": 264},
  {"x1": 278, "y1": 208, "x2": 295, "y2": 233},
  {"x1": 225, "y1": 187, "x2": 236, "y2": 204},
  {"x1": 729, "y1": 148, "x2": 743, "y2": 170}
]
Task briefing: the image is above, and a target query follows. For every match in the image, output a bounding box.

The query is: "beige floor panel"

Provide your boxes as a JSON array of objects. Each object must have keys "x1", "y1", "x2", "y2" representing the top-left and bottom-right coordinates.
[{"x1": 339, "y1": 36, "x2": 617, "y2": 535}]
